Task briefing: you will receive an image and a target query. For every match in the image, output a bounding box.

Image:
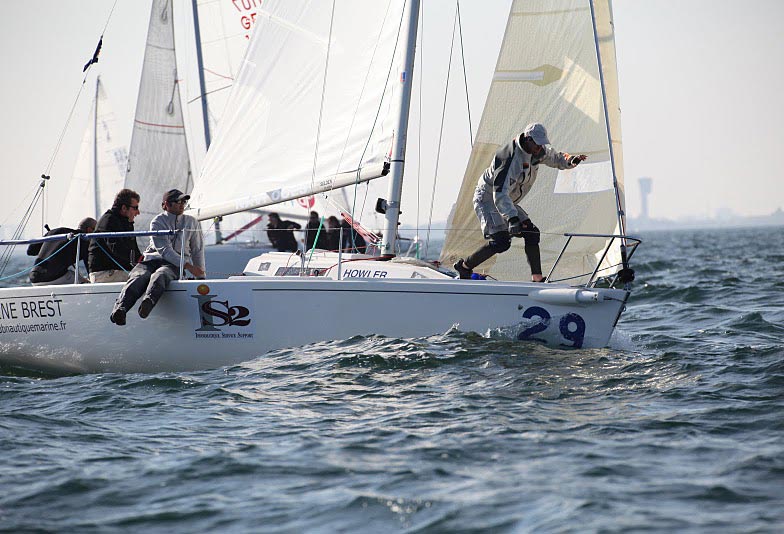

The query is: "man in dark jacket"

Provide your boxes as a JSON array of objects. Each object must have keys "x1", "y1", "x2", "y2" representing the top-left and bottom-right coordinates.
[
  {"x1": 304, "y1": 211, "x2": 328, "y2": 250},
  {"x1": 27, "y1": 217, "x2": 96, "y2": 285},
  {"x1": 324, "y1": 215, "x2": 341, "y2": 251},
  {"x1": 266, "y1": 212, "x2": 301, "y2": 252},
  {"x1": 88, "y1": 188, "x2": 143, "y2": 283}
]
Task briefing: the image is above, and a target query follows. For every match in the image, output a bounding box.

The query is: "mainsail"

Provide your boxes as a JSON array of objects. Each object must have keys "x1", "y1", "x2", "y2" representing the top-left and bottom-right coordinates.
[
  {"x1": 58, "y1": 77, "x2": 127, "y2": 228},
  {"x1": 124, "y1": 0, "x2": 192, "y2": 235},
  {"x1": 189, "y1": 0, "x2": 407, "y2": 222},
  {"x1": 439, "y1": 0, "x2": 625, "y2": 284}
]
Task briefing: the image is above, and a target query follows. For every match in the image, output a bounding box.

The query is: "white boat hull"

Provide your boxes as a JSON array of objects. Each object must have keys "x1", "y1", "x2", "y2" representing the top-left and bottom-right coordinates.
[{"x1": 0, "y1": 278, "x2": 627, "y2": 374}]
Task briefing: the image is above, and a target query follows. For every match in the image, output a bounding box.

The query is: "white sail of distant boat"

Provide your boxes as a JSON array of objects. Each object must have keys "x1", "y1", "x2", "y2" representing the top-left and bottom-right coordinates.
[
  {"x1": 57, "y1": 76, "x2": 127, "y2": 227},
  {"x1": 440, "y1": 0, "x2": 625, "y2": 285},
  {"x1": 0, "y1": 0, "x2": 641, "y2": 374},
  {"x1": 124, "y1": 0, "x2": 192, "y2": 237}
]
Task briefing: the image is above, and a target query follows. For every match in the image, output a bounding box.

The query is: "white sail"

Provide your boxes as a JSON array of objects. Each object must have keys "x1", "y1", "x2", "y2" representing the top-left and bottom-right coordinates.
[
  {"x1": 440, "y1": 0, "x2": 625, "y2": 284},
  {"x1": 125, "y1": 0, "x2": 192, "y2": 235},
  {"x1": 58, "y1": 77, "x2": 127, "y2": 228},
  {"x1": 185, "y1": 0, "x2": 261, "y2": 173},
  {"x1": 190, "y1": 0, "x2": 407, "y2": 221},
  {"x1": 183, "y1": 0, "x2": 332, "y2": 237}
]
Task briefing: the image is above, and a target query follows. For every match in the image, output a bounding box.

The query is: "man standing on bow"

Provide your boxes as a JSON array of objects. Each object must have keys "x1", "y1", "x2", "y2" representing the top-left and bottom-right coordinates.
[
  {"x1": 110, "y1": 189, "x2": 205, "y2": 325},
  {"x1": 454, "y1": 122, "x2": 587, "y2": 282},
  {"x1": 88, "y1": 188, "x2": 143, "y2": 283}
]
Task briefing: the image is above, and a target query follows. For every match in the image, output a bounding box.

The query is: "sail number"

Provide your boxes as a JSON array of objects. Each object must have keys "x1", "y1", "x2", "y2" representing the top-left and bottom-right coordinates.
[
  {"x1": 517, "y1": 306, "x2": 586, "y2": 348},
  {"x1": 231, "y1": 0, "x2": 261, "y2": 34}
]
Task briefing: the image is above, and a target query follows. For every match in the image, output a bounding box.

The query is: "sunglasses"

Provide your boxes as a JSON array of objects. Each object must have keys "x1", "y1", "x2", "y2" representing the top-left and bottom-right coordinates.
[{"x1": 126, "y1": 204, "x2": 140, "y2": 211}]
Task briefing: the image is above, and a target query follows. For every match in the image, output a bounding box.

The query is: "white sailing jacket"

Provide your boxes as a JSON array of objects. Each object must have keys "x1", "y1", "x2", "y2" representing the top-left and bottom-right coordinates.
[
  {"x1": 477, "y1": 136, "x2": 577, "y2": 220},
  {"x1": 142, "y1": 211, "x2": 205, "y2": 270}
]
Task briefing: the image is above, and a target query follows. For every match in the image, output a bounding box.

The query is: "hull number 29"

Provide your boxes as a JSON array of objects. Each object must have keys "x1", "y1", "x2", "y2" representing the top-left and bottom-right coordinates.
[{"x1": 517, "y1": 306, "x2": 586, "y2": 348}]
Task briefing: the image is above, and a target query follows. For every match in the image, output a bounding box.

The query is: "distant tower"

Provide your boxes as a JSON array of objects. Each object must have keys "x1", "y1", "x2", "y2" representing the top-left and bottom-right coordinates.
[{"x1": 638, "y1": 177, "x2": 652, "y2": 220}]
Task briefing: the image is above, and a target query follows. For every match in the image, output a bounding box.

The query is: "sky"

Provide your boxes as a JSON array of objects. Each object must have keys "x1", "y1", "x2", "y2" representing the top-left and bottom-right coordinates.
[{"x1": 0, "y1": 0, "x2": 782, "y2": 239}]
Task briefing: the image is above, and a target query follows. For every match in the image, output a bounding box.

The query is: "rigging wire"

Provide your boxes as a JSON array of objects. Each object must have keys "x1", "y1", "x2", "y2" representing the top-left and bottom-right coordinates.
[
  {"x1": 308, "y1": 0, "x2": 337, "y2": 197},
  {"x1": 456, "y1": 0, "x2": 473, "y2": 148},
  {"x1": 11, "y1": 0, "x2": 121, "y2": 259},
  {"x1": 334, "y1": 0, "x2": 394, "y2": 200},
  {"x1": 415, "y1": 5, "x2": 424, "y2": 254},
  {"x1": 0, "y1": 178, "x2": 48, "y2": 277},
  {"x1": 305, "y1": 0, "x2": 336, "y2": 265},
  {"x1": 351, "y1": 0, "x2": 409, "y2": 232},
  {"x1": 0, "y1": 235, "x2": 79, "y2": 283},
  {"x1": 303, "y1": 1, "x2": 395, "y2": 264},
  {"x1": 45, "y1": 0, "x2": 120, "y2": 178},
  {"x1": 423, "y1": 5, "x2": 459, "y2": 260}
]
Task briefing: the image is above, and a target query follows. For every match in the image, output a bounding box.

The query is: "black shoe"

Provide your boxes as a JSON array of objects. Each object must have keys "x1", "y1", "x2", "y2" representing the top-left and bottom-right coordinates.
[
  {"x1": 110, "y1": 307, "x2": 126, "y2": 326},
  {"x1": 453, "y1": 259, "x2": 473, "y2": 280},
  {"x1": 138, "y1": 298, "x2": 155, "y2": 319}
]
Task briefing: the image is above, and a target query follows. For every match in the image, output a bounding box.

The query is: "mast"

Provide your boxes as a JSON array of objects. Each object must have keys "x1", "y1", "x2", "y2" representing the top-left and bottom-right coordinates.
[
  {"x1": 191, "y1": 0, "x2": 211, "y2": 150},
  {"x1": 588, "y1": 0, "x2": 628, "y2": 263},
  {"x1": 93, "y1": 76, "x2": 100, "y2": 217},
  {"x1": 380, "y1": 0, "x2": 421, "y2": 256},
  {"x1": 191, "y1": 0, "x2": 222, "y2": 243}
]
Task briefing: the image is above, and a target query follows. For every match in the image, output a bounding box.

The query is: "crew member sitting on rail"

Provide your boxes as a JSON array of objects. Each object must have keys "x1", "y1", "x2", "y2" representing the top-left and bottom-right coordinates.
[{"x1": 27, "y1": 217, "x2": 96, "y2": 285}]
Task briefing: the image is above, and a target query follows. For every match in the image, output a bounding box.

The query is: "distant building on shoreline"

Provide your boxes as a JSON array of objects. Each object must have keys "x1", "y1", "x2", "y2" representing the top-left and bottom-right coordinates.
[{"x1": 628, "y1": 207, "x2": 784, "y2": 232}]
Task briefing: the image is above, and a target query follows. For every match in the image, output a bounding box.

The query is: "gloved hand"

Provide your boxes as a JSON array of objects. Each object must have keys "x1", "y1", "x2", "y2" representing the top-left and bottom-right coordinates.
[
  {"x1": 508, "y1": 216, "x2": 524, "y2": 237},
  {"x1": 570, "y1": 154, "x2": 588, "y2": 166}
]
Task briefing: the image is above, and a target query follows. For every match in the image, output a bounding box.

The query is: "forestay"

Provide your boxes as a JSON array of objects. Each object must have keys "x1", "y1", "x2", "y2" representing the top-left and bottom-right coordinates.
[
  {"x1": 57, "y1": 77, "x2": 127, "y2": 227},
  {"x1": 189, "y1": 0, "x2": 408, "y2": 221},
  {"x1": 125, "y1": 0, "x2": 192, "y2": 235},
  {"x1": 440, "y1": 0, "x2": 625, "y2": 285}
]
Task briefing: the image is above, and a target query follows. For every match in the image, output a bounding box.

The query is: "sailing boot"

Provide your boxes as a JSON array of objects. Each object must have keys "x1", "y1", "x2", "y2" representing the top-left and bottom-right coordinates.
[
  {"x1": 110, "y1": 307, "x2": 127, "y2": 326},
  {"x1": 138, "y1": 298, "x2": 155, "y2": 319},
  {"x1": 453, "y1": 259, "x2": 473, "y2": 279}
]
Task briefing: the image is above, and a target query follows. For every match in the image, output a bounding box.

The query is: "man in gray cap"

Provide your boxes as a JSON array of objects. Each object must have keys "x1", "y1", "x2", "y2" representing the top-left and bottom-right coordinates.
[
  {"x1": 27, "y1": 217, "x2": 96, "y2": 285},
  {"x1": 110, "y1": 189, "x2": 205, "y2": 325},
  {"x1": 453, "y1": 122, "x2": 587, "y2": 282}
]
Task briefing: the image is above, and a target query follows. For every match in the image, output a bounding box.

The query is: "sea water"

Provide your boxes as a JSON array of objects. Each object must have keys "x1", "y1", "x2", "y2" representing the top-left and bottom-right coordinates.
[{"x1": 1, "y1": 226, "x2": 783, "y2": 532}]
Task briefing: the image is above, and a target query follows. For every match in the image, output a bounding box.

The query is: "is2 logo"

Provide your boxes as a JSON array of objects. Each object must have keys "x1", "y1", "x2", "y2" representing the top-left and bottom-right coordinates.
[{"x1": 192, "y1": 285, "x2": 251, "y2": 332}]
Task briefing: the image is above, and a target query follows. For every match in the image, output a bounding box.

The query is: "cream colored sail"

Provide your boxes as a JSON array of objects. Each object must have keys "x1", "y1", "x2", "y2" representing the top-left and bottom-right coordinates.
[
  {"x1": 58, "y1": 77, "x2": 127, "y2": 227},
  {"x1": 440, "y1": 0, "x2": 624, "y2": 284}
]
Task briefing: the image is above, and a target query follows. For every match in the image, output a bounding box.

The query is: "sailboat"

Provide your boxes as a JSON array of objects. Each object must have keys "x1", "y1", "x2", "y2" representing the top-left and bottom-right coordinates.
[
  {"x1": 57, "y1": 76, "x2": 128, "y2": 228},
  {"x1": 0, "y1": 0, "x2": 640, "y2": 374}
]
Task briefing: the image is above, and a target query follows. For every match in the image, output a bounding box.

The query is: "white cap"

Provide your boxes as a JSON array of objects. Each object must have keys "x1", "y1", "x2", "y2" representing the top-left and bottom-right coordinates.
[{"x1": 522, "y1": 122, "x2": 550, "y2": 146}]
